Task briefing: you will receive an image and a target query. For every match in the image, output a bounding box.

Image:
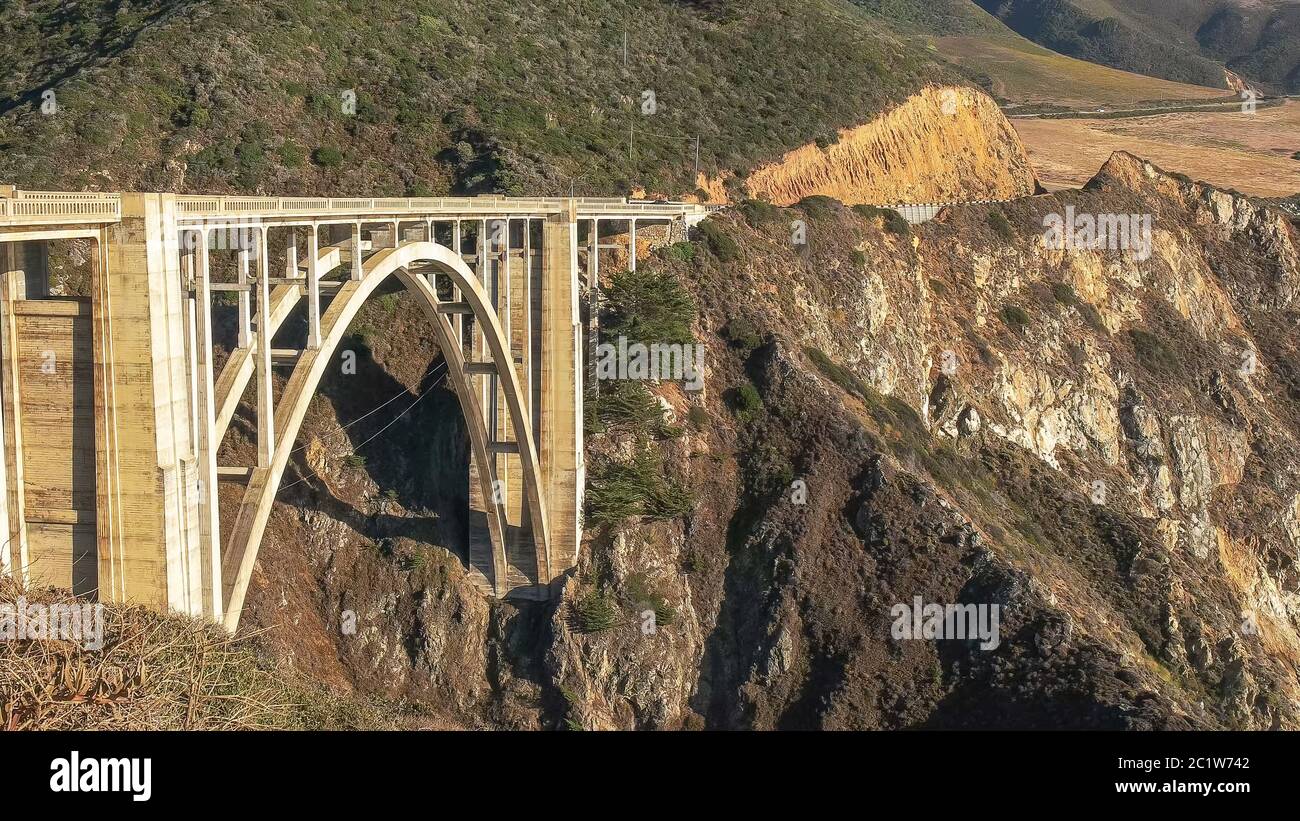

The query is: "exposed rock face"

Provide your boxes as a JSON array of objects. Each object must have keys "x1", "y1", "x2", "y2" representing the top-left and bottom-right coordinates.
[
  {"x1": 743, "y1": 86, "x2": 1038, "y2": 206},
  {"x1": 637, "y1": 152, "x2": 1299, "y2": 730}
]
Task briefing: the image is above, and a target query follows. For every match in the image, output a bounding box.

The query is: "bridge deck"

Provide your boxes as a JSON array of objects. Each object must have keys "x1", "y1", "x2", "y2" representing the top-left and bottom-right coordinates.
[{"x1": 0, "y1": 187, "x2": 710, "y2": 228}]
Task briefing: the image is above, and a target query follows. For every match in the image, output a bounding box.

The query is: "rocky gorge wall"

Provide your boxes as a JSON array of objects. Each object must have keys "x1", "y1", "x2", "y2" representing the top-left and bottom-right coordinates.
[{"x1": 238, "y1": 150, "x2": 1300, "y2": 730}]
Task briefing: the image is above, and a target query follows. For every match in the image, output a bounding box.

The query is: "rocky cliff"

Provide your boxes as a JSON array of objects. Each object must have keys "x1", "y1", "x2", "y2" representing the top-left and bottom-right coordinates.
[
  {"x1": 239, "y1": 150, "x2": 1300, "y2": 730},
  {"x1": 742, "y1": 86, "x2": 1039, "y2": 206}
]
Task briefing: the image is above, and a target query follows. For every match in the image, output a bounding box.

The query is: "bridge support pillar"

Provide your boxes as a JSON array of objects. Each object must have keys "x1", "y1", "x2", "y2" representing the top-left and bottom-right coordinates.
[
  {"x1": 539, "y1": 211, "x2": 582, "y2": 581},
  {"x1": 0, "y1": 245, "x2": 36, "y2": 581},
  {"x1": 306, "y1": 226, "x2": 321, "y2": 349},
  {"x1": 93, "y1": 194, "x2": 209, "y2": 616},
  {"x1": 629, "y1": 219, "x2": 637, "y2": 272}
]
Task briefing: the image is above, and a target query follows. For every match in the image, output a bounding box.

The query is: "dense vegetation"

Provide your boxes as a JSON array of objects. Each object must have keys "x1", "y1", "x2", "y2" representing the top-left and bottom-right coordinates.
[
  {"x1": 0, "y1": 0, "x2": 949, "y2": 196},
  {"x1": 847, "y1": 0, "x2": 1002, "y2": 36}
]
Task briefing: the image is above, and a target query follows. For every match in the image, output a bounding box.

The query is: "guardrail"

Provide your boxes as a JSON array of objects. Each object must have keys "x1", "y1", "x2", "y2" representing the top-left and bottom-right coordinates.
[{"x1": 878, "y1": 199, "x2": 1012, "y2": 224}]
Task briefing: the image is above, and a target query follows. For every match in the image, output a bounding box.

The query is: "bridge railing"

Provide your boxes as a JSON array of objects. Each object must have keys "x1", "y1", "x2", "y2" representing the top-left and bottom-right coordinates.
[
  {"x1": 172, "y1": 194, "x2": 709, "y2": 221},
  {"x1": 0, "y1": 189, "x2": 122, "y2": 225},
  {"x1": 1, "y1": 187, "x2": 710, "y2": 227}
]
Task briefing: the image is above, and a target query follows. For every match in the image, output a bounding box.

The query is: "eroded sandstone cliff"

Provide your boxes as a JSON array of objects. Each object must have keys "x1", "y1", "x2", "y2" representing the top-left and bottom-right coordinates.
[{"x1": 742, "y1": 85, "x2": 1039, "y2": 206}]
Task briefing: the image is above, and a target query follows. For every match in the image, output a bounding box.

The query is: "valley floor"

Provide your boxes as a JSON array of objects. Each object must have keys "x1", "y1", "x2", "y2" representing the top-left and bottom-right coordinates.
[{"x1": 1014, "y1": 100, "x2": 1300, "y2": 197}]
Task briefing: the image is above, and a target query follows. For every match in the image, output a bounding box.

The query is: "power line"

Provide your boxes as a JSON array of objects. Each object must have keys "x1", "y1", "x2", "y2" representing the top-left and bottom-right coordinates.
[
  {"x1": 287, "y1": 360, "x2": 446, "y2": 457},
  {"x1": 278, "y1": 369, "x2": 449, "y2": 495},
  {"x1": 630, "y1": 124, "x2": 697, "y2": 141}
]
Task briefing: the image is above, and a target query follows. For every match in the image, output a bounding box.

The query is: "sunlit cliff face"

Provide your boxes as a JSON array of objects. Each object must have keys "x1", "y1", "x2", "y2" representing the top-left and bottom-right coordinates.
[{"x1": 743, "y1": 86, "x2": 1038, "y2": 206}]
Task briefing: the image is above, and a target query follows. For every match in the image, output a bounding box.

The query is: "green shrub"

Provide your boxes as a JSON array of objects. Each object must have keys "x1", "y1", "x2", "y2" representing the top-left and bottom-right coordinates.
[
  {"x1": 624, "y1": 573, "x2": 676, "y2": 628},
  {"x1": 661, "y1": 241, "x2": 696, "y2": 263},
  {"x1": 795, "y1": 195, "x2": 839, "y2": 219},
  {"x1": 687, "y1": 404, "x2": 709, "y2": 428},
  {"x1": 723, "y1": 317, "x2": 762, "y2": 351},
  {"x1": 653, "y1": 601, "x2": 676, "y2": 627},
  {"x1": 401, "y1": 547, "x2": 427, "y2": 571},
  {"x1": 732, "y1": 382, "x2": 763, "y2": 422},
  {"x1": 1052, "y1": 282, "x2": 1106, "y2": 333},
  {"x1": 697, "y1": 219, "x2": 741, "y2": 262},
  {"x1": 805, "y1": 346, "x2": 871, "y2": 399},
  {"x1": 277, "y1": 141, "x2": 305, "y2": 167},
  {"x1": 602, "y1": 266, "x2": 696, "y2": 347},
  {"x1": 173, "y1": 101, "x2": 210, "y2": 128},
  {"x1": 1000, "y1": 305, "x2": 1031, "y2": 334},
  {"x1": 739, "y1": 198, "x2": 783, "y2": 227},
  {"x1": 885, "y1": 211, "x2": 910, "y2": 235},
  {"x1": 574, "y1": 590, "x2": 616, "y2": 633},
  {"x1": 851, "y1": 249, "x2": 867, "y2": 267},
  {"x1": 587, "y1": 449, "x2": 693, "y2": 526},
  {"x1": 987, "y1": 209, "x2": 1015, "y2": 243},
  {"x1": 1129, "y1": 329, "x2": 1178, "y2": 375},
  {"x1": 312, "y1": 146, "x2": 343, "y2": 167},
  {"x1": 594, "y1": 380, "x2": 668, "y2": 434},
  {"x1": 343, "y1": 454, "x2": 367, "y2": 468},
  {"x1": 854, "y1": 204, "x2": 909, "y2": 235}
]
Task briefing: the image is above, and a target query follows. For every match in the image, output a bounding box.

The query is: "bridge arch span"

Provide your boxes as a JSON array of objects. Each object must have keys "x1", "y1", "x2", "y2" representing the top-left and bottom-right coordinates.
[{"x1": 219, "y1": 240, "x2": 550, "y2": 631}]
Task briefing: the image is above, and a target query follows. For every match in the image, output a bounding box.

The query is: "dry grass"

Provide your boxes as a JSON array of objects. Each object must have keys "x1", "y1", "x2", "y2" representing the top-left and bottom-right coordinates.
[
  {"x1": 0, "y1": 578, "x2": 398, "y2": 730},
  {"x1": 1014, "y1": 101, "x2": 1300, "y2": 196}
]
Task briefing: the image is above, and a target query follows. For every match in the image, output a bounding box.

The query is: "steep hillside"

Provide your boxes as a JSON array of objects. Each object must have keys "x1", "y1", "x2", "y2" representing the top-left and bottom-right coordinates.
[
  {"x1": 234, "y1": 152, "x2": 1300, "y2": 729},
  {"x1": 847, "y1": 0, "x2": 1006, "y2": 35},
  {"x1": 0, "y1": 0, "x2": 950, "y2": 196}
]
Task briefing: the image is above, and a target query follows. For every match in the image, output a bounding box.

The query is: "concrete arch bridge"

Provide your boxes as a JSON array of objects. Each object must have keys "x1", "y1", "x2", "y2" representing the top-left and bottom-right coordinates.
[{"x1": 0, "y1": 187, "x2": 707, "y2": 630}]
